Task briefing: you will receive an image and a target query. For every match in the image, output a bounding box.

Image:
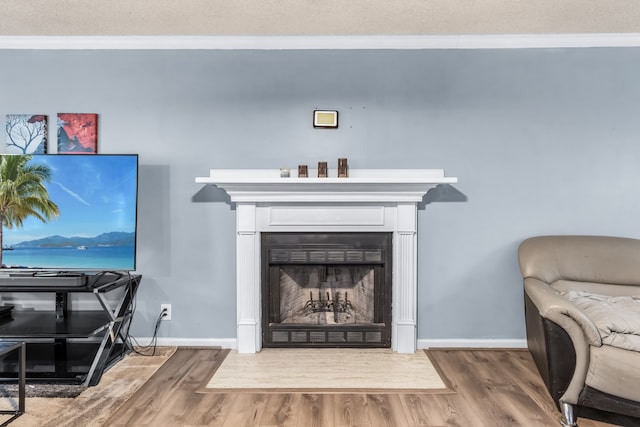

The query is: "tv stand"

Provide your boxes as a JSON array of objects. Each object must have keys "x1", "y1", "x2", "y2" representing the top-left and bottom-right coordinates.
[{"x1": 0, "y1": 272, "x2": 141, "y2": 386}]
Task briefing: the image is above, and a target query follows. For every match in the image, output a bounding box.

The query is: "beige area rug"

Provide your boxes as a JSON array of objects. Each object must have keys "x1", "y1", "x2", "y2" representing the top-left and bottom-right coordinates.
[
  {"x1": 203, "y1": 348, "x2": 451, "y2": 393},
  {"x1": 3, "y1": 346, "x2": 176, "y2": 427}
]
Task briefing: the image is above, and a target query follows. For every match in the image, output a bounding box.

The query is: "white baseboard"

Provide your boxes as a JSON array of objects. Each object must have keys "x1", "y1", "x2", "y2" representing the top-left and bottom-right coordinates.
[
  {"x1": 134, "y1": 337, "x2": 526, "y2": 350},
  {"x1": 135, "y1": 337, "x2": 236, "y2": 349},
  {"x1": 419, "y1": 338, "x2": 527, "y2": 349}
]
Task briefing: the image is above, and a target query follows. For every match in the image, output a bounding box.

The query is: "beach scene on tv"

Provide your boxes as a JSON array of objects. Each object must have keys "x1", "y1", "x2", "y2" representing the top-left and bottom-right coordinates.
[{"x1": 0, "y1": 154, "x2": 138, "y2": 271}]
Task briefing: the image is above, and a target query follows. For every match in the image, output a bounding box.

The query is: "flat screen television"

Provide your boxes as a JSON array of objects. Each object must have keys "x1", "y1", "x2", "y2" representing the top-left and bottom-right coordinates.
[{"x1": 0, "y1": 154, "x2": 138, "y2": 272}]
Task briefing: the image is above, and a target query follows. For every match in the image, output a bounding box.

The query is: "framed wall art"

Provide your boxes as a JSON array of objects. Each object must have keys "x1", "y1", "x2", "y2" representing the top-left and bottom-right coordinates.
[
  {"x1": 57, "y1": 113, "x2": 98, "y2": 153},
  {"x1": 5, "y1": 114, "x2": 48, "y2": 154}
]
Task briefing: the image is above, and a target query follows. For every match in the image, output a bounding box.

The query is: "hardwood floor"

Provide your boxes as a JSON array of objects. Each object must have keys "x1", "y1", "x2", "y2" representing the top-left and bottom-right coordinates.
[{"x1": 106, "y1": 348, "x2": 617, "y2": 427}]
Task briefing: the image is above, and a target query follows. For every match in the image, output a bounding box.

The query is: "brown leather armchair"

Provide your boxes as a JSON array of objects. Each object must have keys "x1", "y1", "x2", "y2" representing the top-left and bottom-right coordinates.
[{"x1": 519, "y1": 235, "x2": 640, "y2": 427}]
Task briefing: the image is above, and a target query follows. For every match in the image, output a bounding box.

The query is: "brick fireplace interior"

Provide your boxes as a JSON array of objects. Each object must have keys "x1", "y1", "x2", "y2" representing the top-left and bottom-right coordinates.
[{"x1": 262, "y1": 232, "x2": 392, "y2": 348}]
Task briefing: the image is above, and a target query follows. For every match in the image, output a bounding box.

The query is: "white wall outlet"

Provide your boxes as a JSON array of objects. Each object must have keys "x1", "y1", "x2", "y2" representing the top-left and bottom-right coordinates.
[{"x1": 160, "y1": 304, "x2": 172, "y2": 321}]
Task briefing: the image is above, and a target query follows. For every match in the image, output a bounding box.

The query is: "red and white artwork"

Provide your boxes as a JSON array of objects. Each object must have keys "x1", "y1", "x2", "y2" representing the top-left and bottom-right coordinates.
[{"x1": 57, "y1": 113, "x2": 98, "y2": 154}]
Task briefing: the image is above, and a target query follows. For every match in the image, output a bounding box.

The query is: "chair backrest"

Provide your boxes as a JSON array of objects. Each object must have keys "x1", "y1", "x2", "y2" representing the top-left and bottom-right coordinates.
[{"x1": 518, "y1": 235, "x2": 640, "y2": 286}]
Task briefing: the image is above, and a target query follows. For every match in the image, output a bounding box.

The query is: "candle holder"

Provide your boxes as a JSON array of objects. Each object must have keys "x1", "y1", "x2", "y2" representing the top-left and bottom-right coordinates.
[
  {"x1": 318, "y1": 161, "x2": 328, "y2": 178},
  {"x1": 280, "y1": 168, "x2": 290, "y2": 178},
  {"x1": 338, "y1": 158, "x2": 348, "y2": 178},
  {"x1": 298, "y1": 165, "x2": 308, "y2": 178}
]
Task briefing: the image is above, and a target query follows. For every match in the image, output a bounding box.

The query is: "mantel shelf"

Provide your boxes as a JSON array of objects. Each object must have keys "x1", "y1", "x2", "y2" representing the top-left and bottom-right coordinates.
[{"x1": 195, "y1": 168, "x2": 458, "y2": 203}]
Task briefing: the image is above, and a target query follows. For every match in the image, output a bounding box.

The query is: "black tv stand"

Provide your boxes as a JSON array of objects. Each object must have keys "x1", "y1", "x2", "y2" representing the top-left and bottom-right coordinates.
[{"x1": 0, "y1": 272, "x2": 141, "y2": 386}]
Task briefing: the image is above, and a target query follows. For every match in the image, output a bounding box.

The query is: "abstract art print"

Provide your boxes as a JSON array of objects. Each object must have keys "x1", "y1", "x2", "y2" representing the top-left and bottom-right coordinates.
[
  {"x1": 5, "y1": 114, "x2": 48, "y2": 154},
  {"x1": 57, "y1": 113, "x2": 98, "y2": 153}
]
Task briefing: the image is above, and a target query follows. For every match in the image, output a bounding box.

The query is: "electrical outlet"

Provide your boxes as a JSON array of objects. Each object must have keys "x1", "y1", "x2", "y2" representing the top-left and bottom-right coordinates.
[{"x1": 160, "y1": 303, "x2": 172, "y2": 321}]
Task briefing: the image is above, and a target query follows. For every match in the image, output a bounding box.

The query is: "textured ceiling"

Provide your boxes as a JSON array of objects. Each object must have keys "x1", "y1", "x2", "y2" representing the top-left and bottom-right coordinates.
[{"x1": 2, "y1": 0, "x2": 640, "y2": 36}]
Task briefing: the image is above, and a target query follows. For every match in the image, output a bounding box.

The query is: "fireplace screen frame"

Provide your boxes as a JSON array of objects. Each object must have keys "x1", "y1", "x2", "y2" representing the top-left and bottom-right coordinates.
[{"x1": 261, "y1": 232, "x2": 392, "y2": 348}]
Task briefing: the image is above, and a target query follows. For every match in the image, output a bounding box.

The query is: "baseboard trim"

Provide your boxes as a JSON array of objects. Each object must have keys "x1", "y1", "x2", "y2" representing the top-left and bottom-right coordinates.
[
  {"x1": 135, "y1": 337, "x2": 526, "y2": 350},
  {"x1": 137, "y1": 337, "x2": 237, "y2": 349},
  {"x1": 419, "y1": 339, "x2": 527, "y2": 349}
]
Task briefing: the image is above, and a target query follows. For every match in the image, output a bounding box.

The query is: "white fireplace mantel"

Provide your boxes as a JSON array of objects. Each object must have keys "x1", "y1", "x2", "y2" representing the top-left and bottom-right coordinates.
[{"x1": 196, "y1": 168, "x2": 457, "y2": 353}]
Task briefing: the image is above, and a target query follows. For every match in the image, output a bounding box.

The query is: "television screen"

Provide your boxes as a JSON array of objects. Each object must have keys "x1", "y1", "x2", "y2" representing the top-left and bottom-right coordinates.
[{"x1": 0, "y1": 154, "x2": 138, "y2": 272}]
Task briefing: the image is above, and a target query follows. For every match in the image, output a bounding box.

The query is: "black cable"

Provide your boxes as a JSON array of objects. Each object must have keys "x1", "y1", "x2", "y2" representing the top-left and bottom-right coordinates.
[
  {"x1": 125, "y1": 273, "x2": 166, "y2": 357},
  {"x1": 128, "y1": 307, "x2": 164, "y2": 356},
  {"x1": 98, "y1": 270, "x2": 165, "y2": 357}
]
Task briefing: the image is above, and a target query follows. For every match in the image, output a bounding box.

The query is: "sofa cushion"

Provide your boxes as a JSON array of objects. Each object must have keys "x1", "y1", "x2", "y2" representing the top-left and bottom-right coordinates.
[
  {"x1": 587, "y1": 345, "x2": 640, "y2": 402},
  {"x1": 563, "y1": 291, "x2": 640, "y2": 352}
]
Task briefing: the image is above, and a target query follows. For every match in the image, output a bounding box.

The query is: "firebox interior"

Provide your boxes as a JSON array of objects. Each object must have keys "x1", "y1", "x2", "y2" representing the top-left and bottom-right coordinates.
[{"x1": 262, "y1": 232, "x2": 392, "y2": 348}]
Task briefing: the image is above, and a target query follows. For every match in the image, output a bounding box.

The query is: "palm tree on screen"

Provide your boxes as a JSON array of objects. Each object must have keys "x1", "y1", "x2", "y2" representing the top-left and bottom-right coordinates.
[{"x1": 0, "y1": 155, "x2": 60, "y2": 267}]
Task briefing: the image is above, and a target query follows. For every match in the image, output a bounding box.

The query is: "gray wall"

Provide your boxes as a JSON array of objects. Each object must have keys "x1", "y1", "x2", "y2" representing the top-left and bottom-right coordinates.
[{"x1": 2, "y1": 48, "x2": 640, "y2": 343}]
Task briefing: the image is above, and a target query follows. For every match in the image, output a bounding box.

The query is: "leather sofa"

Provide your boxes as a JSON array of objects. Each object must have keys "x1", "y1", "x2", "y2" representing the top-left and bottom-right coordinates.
[{"x1": 518, "y1": 235, "x2": 640, "y2": 426}]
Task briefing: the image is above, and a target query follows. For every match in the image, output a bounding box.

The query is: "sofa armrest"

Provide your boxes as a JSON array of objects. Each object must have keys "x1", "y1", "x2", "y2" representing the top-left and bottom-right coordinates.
[
  {"x1": 524, "y1": 278, "x2": 601, "y2": 347},
  {"x1": 524, "y1": 277, "x2": 600, "y2": 405}
]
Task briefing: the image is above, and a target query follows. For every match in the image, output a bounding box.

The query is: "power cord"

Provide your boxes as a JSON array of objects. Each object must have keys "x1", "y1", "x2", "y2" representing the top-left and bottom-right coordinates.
[
  {"x1": 121, "y1": 271, "x2": 168, "y2": 357},
  {"x1": 128, "y1": 306, "x2": 166, "y2": 356}
]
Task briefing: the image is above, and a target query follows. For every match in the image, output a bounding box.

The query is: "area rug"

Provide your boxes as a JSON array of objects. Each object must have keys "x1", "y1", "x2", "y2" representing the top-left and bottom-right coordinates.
[
  {"x1": 0, "y1": 383, "x2": 86, "y2": 399},
  {"x1": 2, "y1": 346, "x2": 176, "y2": 427},
  {"x1": 202, "y1": 348, "x2": 451, "y2": 393}
]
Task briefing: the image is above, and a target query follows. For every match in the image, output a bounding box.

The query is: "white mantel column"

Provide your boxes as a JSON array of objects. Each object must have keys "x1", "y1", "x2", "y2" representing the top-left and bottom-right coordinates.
[
  {"x1": 393, "y1": 203, "x2": 419, "y2": 353},
  {"x1": 235, "y1": 203, "x2": 261, "y2": 353}
]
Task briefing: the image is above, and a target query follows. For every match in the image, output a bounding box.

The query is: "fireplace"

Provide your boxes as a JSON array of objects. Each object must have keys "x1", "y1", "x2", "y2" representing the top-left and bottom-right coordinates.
[
  {"x1": 262, "y1": 232, "x2": 392, "y2": 347},
  {"x1": 195, "y1": 168, "x2": 457, "y2": 353}
]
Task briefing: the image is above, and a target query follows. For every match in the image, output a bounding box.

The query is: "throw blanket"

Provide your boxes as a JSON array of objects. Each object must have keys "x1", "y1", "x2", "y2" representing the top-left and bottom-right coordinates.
[{"x1": 564, "y1": 291, "x2": 640, "y2": 352}]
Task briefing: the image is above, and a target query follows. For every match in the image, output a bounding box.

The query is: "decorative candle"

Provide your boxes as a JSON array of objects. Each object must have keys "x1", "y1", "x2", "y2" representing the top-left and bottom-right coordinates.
[{"x1": 298, "y1": 165, "x2": 308, "y2": 178}]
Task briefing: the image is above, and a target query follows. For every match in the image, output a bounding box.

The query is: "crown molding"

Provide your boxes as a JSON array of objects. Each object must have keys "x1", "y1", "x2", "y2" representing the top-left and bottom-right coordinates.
[{"x1": 1, "y1": 33, "x2": 640, "y2": 50}]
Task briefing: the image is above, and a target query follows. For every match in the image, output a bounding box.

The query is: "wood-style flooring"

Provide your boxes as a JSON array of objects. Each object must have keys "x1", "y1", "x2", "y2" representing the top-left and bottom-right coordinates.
[{"x1": 106, "y1": 348, "x2": 617, "y2": 427}]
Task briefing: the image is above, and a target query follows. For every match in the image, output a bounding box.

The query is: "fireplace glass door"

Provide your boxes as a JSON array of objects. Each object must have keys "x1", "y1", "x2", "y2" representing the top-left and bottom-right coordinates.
[{"x1": 262, "y1": 233, "x2": 392, "y2": 348}]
